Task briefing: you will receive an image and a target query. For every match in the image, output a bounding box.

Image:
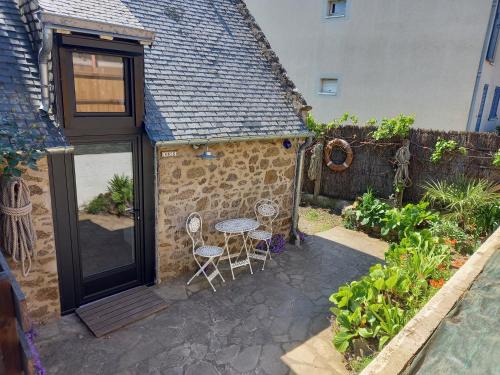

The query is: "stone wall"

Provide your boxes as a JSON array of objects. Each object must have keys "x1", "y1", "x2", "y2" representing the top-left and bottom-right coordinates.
[
  {"x1": 156, "y1": 139, "x2": 300, "y2": 281},
  {"x1": 3, "y1": 157, "x2": 60, "y2": 324}
]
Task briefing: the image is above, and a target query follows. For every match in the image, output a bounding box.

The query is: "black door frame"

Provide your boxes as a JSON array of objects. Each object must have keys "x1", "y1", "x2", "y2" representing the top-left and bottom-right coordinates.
[
  {"x1": 48, "y1": 135, "x2": 155, "y2": 314},
  {"x1": 48, "y1": 34, "x2": 155, "y2": 314}
]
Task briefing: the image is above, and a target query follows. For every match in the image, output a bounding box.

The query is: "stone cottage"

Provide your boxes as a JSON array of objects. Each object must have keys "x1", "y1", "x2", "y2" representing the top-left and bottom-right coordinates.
[{"x1": 0, "y1": 0, "x2": 311, "y2": 323}]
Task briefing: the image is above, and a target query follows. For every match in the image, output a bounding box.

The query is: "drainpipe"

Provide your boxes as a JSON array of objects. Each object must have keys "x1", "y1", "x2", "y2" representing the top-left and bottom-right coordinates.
[
  {"x1": 38, "y1": 24, "x2": 53, "y2": 112},
  {"x1": 466, "y1": 0, "x2": 497, "y2": 131},
  {"x1": 291, "y1": 106, "x2": 313, "y2": 247}
]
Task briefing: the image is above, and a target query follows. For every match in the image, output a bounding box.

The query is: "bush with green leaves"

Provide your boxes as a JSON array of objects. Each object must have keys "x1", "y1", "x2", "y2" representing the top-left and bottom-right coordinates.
[
  {"x1": 85, "y1": 174, "x2": 133, "y2": 216},
  {"x1": 343, "y1": 189, "x2": 390, "y2": 230},
  {"x1": 493, "y1": 150, "x2": 500, "y2": 167},
  {"x1": 0, "y1": 122, "x2": 46, "y2": 180},
  {"x1": 429, "y1": 219, "x2": 477, "y2": 254},
  {"x1": 423, "y1": 177, "x2": 500, "y2": 237},
  {"x1": 430, "y1": 138, "x2": 467, "y2": 163},
  {"x1": 107, "y1": 174, "x2": 133, "y2": 215},
  {"x1": 370, "y1": 114, "x2": 415, "y2": 141},
  {"x1": 381, "y1": 202, "x2": 438, "y2": 240},
  {"x1": 306, "y1": 112, "x2": 359, "y2": 138}
]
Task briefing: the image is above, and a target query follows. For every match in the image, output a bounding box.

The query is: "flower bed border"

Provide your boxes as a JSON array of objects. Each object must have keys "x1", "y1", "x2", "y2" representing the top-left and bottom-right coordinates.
[{"x1": 360, "y1": 227, "x2": 500, "y2": 375}]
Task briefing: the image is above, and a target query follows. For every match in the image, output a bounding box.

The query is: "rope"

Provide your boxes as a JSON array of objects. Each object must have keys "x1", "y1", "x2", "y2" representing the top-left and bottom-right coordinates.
[
  {"x1": 0, "y1": 177, "x2": 37, "y2": 277},
  {"x1": 394, "y1": 141, "x2": 412, "y2": 189},
  {"x1": 308, "y1": 142, "x2": 323, "y2": 181}
]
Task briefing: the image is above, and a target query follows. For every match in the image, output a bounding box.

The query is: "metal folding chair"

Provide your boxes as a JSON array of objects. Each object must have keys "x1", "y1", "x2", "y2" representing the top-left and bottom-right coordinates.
[
  {"x1": 186, "y1": 212, "x2": 225, "y2": 291},
  {"x1": 247, "y1": 199, "x2": 279, "y2": 270}
]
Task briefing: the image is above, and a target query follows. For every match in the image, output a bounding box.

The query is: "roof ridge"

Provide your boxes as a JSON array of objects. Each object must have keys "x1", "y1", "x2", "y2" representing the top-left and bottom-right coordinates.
[{"x1": 234, "y1": 0, "x2": 308, "y2": 116}]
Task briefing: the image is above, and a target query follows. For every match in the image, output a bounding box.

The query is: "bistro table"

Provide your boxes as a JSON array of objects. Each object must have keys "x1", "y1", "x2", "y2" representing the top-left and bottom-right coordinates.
[{"x1": 215, "y1": 218, "x2": 260, "y2": 280}]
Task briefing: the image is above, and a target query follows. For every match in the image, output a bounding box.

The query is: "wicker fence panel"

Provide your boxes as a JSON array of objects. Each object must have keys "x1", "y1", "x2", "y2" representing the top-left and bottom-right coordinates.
[{"x1": 303, "y1": 126, "x2": 500, "y2": 202}]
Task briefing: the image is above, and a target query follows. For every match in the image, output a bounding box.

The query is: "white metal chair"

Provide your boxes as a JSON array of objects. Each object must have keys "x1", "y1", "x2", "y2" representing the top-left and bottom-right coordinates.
[
  {"x1": 186, "y1": 212, "x2": 225, "y2": 292},
  {"x1": 247, "y1": 199, "x2": 279, "y2": 270}
]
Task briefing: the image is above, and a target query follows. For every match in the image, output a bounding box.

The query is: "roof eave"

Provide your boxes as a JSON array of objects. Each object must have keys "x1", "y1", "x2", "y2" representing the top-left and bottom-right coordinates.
[
  {"x1": 153, "y1": 132, "x2": 314, "y2": 147},
  {"x1": 39, "y1": 12, "x2": 155, "y2": 43}
]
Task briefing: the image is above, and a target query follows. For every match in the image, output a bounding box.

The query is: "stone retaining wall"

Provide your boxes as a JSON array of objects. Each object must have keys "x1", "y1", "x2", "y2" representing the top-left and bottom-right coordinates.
[
  {"x1": 156, "y1": 139, "x2": 299, "y2": 281},
  {"x1": 3, "y1": 157, "x2": 60, "y2": 324}
]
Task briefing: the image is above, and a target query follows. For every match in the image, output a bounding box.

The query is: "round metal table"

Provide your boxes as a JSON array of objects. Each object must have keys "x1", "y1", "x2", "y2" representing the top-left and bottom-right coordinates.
[{"x1": 215, "y1": 218, "x2": 259, "y2": 280}]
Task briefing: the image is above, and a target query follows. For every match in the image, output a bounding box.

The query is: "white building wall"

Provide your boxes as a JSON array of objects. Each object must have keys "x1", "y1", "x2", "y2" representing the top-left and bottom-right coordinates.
[{"x1": 245, "y1": 0, "x2": 493, "y2": 131}]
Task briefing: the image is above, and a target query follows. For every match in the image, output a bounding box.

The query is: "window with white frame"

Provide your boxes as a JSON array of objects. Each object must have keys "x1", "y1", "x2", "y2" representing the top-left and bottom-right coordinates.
[
  {"x1": 320, "y1": 78, "x2": 338, "y2": 95},
  {"x1": 327, "y1": 0, "x2": 347, "y2": 17}
]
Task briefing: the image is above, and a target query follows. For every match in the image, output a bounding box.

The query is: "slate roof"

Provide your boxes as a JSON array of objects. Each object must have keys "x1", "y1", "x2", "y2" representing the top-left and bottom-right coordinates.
[
  {"x1": 123, "y1": 0, "x2": 308, "y2": 142},
  {"x1": 38, "y1": 0, "x2": 145, "y2": 31},
  {"x1": 2, "y1": 0, "x2": 308, "y2": 145},
  {"x1": 0, "y1": 0, "x2": 65, "y2": 148}
]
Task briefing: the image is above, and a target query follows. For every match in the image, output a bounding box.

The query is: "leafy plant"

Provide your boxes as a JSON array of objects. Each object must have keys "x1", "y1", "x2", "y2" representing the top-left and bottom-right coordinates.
[
  {"x1": 385, "y1": 231, "x2": 451, "y2": 283},
  {"x1": 0, "y1": 121, "x2": 46, "y2": 179},
  {"x1": 493, "y1": 149, "x2": 500, "y2": 167},
  {"x1": 381, "y1": 202, "x2": 438, "y2": 240},
  {"x1": 349, "y1": 189, "x2": 390, "y2": 229},
  {"x1": 350, "y1": 355, "x2": 375, "y2": 373},
  {"x1": 422, "y1": 177, "x2": 500, "y2": 236},
  {"x1": 85, "y1": 194, "x2": 111, "y2": 214},
  {"x1": 430, "y1": 138, "x2": 467, "y2": 163},
  {"x1": 429, "y1": 220, "x2": 476, "y2": 254},
  {"x1": 370, "y1": 114, "x2": 415, "y2": 141},
  {"x1": 107, "y1": 174, "x2": 133, "y2": 215},
  {"x1": 306, "y1": 112, "x2": 359, "y2": 138}
]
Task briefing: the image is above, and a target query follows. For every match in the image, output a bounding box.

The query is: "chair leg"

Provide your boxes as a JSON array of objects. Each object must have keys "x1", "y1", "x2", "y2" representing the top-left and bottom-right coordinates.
[
  {"x1": 212, "y1": 258, "x2": 225, "y2": 283},
  {"x1": 262, "y1": 240, "x2": 271, "y2": 271},
  {"x1": 187, "y1": 257, "x2": 205, "y2": 285},
  {"x1": 187, "y1": 257, "x2": 218, "y2": 292}
]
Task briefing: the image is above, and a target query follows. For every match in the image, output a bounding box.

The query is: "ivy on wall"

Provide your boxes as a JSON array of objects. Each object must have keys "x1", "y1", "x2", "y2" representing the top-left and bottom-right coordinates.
[{"x1": 0, "y1": 122, "x2": 46, "y2": 180}]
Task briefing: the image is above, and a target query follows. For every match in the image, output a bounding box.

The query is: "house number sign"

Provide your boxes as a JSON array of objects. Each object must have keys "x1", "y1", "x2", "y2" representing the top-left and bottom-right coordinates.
[{"x1": 161, "y1": 151, "x2": 177, "y2": 158}]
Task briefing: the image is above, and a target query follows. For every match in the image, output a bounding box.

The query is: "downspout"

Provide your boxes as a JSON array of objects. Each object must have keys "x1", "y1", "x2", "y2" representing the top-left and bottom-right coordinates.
[
  {"x1": 466, "y1": 0, "x2": 497, "y2": 131},
  {"x1": 153, "y1": 144, "x2": 161, "y2": 285},
  {"x1": 291, "y1": 106, "x2": 313, "y2": 247},
  {"x1": 37, "y1": 23, "x2": 53, "y2": 112}
]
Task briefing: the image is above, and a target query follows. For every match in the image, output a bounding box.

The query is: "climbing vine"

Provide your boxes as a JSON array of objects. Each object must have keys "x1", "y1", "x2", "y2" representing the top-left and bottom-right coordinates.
[
  {"x1": 0, "y1": 122, "x2": 46, "y2": 180},
  {"x1": 370, "y1": 114, "x2": 415, "y2": 141},
  {"x1": 430, "y1": 138, "x2": 467, "y2": 163},
  {"x1": 493, "y1": 150, "x2": 500, "y2": 167}
]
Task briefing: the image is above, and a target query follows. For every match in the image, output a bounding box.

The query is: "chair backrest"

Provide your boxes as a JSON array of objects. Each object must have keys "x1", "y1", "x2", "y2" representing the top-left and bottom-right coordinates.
[
  {"x1": 186, "y1": 212, "x2": 204, "y2": 252},
  {"x1": 254, "y1": 199, "x2": 279, "y2": 232}
]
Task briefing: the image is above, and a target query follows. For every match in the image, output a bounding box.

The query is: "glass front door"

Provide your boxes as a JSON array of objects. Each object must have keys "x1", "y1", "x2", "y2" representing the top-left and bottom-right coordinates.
[{"x1": 73, "y1": 141, "x2": 142, "y2": 301}]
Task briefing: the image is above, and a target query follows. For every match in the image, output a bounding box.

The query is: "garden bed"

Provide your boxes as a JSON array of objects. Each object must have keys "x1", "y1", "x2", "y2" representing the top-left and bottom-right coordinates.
[{"x1": 329, "y1": 178, "x2": 499, "y2": 373}]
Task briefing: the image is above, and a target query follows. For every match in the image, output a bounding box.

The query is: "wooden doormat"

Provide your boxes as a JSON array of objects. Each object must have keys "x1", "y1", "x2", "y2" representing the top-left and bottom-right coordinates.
[{"x1": 76, "y1": 286, "x2": 168, "y2": 338}]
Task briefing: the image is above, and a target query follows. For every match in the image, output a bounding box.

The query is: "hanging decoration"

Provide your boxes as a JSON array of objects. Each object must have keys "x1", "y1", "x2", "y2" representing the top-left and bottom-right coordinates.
[
  {"x1": 0, "y1": 177, "x2": 37, "y2": 276},
  {"x1": 323, "y1": 138, "x2": 353, "y2": 172}
]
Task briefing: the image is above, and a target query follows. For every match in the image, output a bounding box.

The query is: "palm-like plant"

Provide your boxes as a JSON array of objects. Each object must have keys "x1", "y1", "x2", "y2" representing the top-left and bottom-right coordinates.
[
  {"x1": 107, "y1": 174, "x2": 133, "y2": 215},
  {"x1": 422, "y1": 177, "x2": 499, "y2": 235}
]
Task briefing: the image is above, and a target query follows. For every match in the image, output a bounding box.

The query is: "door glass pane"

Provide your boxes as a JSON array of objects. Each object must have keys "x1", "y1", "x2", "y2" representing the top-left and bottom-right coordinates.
[
  {"x1": 74, "y1": 143, "x2": 135, "y2": 278},
  {"x1": 72, "y1": 52, "x2": 126, "y2": 113}
]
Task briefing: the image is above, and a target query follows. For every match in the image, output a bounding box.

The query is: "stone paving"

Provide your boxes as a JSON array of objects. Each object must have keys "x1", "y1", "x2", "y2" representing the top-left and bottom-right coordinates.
[{"x1": 37, "y1": 229, "x2": 386, "y2": 375}]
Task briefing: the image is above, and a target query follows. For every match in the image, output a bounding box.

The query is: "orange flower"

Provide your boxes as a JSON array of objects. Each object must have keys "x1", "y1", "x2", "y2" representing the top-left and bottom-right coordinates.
[
  {"x1": 429, "y1": 278, "x2": 445, "y2": 288},
  {"x1": 452, "y1": 258, "x2": 466, "y2": 269},
  {"x1": 437, "y1": 264, "x2": 447, "y2": 271}
]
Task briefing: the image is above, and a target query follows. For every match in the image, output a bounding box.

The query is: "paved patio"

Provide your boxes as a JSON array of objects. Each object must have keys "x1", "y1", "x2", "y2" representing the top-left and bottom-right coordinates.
[{"x1": 37, "y1": 228, "x2": 386, "y2": 375}]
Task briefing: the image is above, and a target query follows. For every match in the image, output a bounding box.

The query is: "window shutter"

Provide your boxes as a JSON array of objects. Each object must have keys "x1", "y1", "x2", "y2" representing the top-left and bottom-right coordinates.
[
  {"x1": 475, "y1": 84, "x2": 489, "y2": 132},
  {"x1": 488, "y1": 86, "x2": 500, "y2": 120},
  {"x1": 487, "y1": 3, "x2": 500, "y2": 62}
]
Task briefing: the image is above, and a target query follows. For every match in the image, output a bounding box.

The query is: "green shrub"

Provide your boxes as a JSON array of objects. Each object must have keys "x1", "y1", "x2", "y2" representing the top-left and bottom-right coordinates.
[
  {"x1": 370, "y1": 114, "x2": 415, "y2": 141},
  {"x1": 430, "y1": 138, "x2": 467, "y2": 163},
  {"x1": 423, "y1": 177, "x2": 500, "y2": 236},
  {"x1": 429, "y1": 220, "x2": 476, "y2": 254},
  {"x1": 381, "y1": 202, "x2": 438, "y2": 240},
  {"x1": 85, "y1": 194, "x2": 111, "y2": 214},
  {"x1": 350, "y1": 189, "x2": 390, "y2": 229},
  {"x1": 493, "y1": 149, "x2": 500, "y2": 167},
  {"x1": 107, "y1": 174, "x2": 133, "y2": 215}
]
